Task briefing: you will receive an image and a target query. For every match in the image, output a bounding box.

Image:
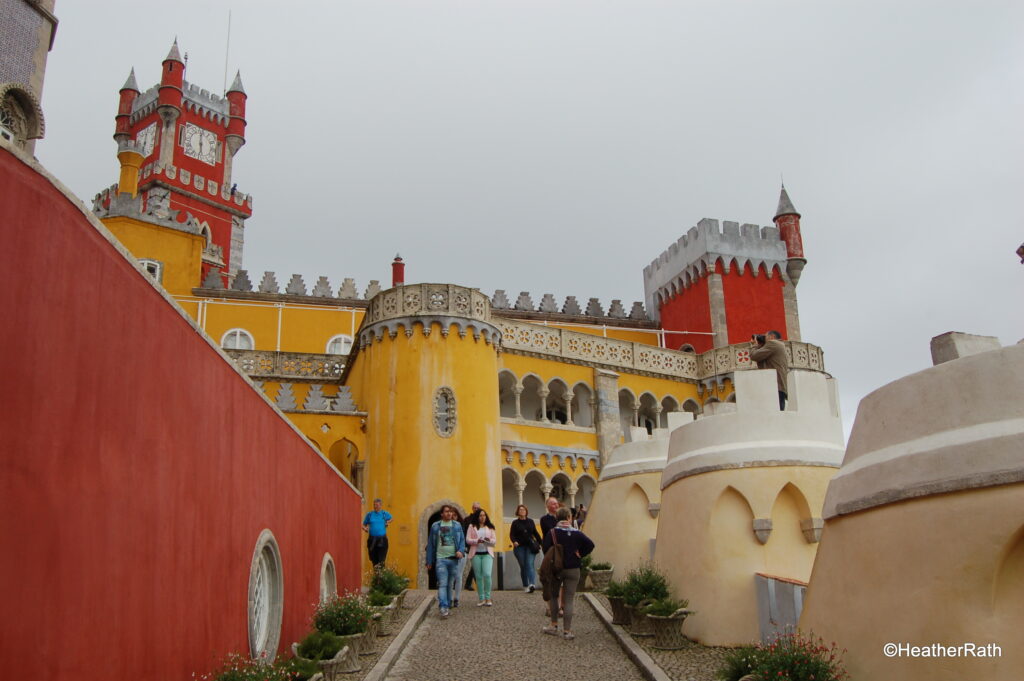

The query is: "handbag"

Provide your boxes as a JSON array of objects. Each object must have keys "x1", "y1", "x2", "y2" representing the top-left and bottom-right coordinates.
[{"x1": 527, "y1": 536, "x2": 541, "y2": 554}]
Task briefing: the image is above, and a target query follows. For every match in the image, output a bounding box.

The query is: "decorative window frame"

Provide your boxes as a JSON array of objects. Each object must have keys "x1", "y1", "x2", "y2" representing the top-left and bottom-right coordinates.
[
  {"x1": 221, "y1": 328, "x2": 254, "y2": 350},
  {"x1": 138, "y1": 258, "x2": 163, "y2": 283},
  {"x1": 320, "y1": 553, "x2": 337, "y2": 603},
  {"x1": 247, "y1": 529, "x2": 284, "y2": 661},
  {"x1": 325, "y1": 334, "x2": 353, "y2": 356},
  {"x1": 433, "y1": 386, "x2": 457, "y2": 438}
]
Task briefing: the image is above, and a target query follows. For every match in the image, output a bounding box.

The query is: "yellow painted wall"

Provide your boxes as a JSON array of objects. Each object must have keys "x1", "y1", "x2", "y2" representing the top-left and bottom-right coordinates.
[
  {"x1": 543, "y1": 322, "x2": 660, "y2": 346},
  {"x1": 195, "y1": 299, "x2": 363, "y2": 352},
  {"x1": 800, "y1": 485, "x2": 1024, "y2": 681},
  {"x1": 352, "y1": 321, "x2": 502, "y2": 584},
  {"x1": 656, "y1": 465, "x2": 834, "y2": 646},
  {"x1": 102, "y1": 216, "x2": 203, "y2": 295},
  {"x1": 499, "y1": 354, "x2": 594, "y2": 385}
]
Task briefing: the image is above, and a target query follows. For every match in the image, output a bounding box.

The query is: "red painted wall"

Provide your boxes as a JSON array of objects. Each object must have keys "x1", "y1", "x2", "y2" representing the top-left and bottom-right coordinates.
[
  {"x1": 659, "y1": 276, "x2": 714, "y2": 353},
  {"x1": 0, "y1": 149, "x2": 362, "y2": 681},
  {"x1": 720, "y1": 262, "x2": 788, "y2": 343}
]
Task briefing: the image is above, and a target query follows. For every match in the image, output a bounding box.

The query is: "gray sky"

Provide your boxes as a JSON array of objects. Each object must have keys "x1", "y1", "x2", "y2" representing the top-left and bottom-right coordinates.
[{"x1": 38, "y1": 1, "x2": 1024, "y2": 439}]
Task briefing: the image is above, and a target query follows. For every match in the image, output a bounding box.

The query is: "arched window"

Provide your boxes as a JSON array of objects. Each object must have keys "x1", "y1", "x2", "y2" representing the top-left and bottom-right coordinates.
[
  {"x1": 320, "y1": 554, "x2": 337, "y2": 603},
  {"x1": 222, "y1": 328, "x2": 254, "y2": 350},
  {"x1": 680, "y1": 344, "x2": 696, "y2": 353},
  {"x1": 248, "y1": 530, "x2": 284, "y2": 660},
  {"x1": 139, "y1": 259, "x2": 162, "y2": 282},
  {"x1": 325, "y1": 335, "x2": 353, "y2": 355}
]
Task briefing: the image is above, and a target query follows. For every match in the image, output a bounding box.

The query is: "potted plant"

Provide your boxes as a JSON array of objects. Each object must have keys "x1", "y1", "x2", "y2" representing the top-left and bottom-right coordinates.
[
  {"x1": 307, "y1": 592, "x2": 373, "y2": 672},
  {"x1": 200, "y1": 652, "x2": 317, "y2": 681},
  {"x1": 369, "y1": 564, "x2": 410, "y2": 609},
  {"x1": 715, "y1": 631, "x2": 849, "y2": 681},
  {"x1": 604, "y1": 579, "x2": 631, "y2": 625},
  {"x1": 642, "y1": 598, "x2": 694, "y2": 649},
  {"x1": 292, "y1": 631, "x2": 353, "y2": 681},
  {"x1": 588, "y1": 560, "x2": 614, "y2": 591},
  {"x1": 621, "y1": 562, "x2": 669, "y2": 637},
  {"x1": 366, "y1": 590, "x2": 398, "y2": 636}
]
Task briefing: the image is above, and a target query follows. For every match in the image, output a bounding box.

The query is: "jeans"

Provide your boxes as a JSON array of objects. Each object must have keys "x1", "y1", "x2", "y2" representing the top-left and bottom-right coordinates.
[
  {"x1": 549, "y1": 567, "x2": 581, "y2": 631},
  {"x1": 472, "y1": 553, "x2": 493, "y2": 600},
  {"x1": 513, "y1": 545, "x2": 536, "y2": 587},
  {"x1": 434, "y1": 557, "x2": 459, "y2": 609},
  {"x1": 452, "y1": 556, "x2": 466, "y2": 604}
]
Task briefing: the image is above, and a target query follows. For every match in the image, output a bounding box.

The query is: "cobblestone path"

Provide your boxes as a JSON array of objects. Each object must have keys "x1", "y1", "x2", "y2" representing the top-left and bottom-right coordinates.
[{"x1": 388, "y1": 589, "x2": 647, "y2": 681}]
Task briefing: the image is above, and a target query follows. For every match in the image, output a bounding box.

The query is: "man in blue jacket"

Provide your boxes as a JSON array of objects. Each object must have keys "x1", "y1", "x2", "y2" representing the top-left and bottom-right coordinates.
[{"x1": 425, "y1": 504, "x2": 466, "y2": 618}]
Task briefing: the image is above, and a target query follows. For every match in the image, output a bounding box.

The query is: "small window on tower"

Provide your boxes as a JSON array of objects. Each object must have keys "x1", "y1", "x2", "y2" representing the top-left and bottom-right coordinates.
[
  {"x1": 178, "y1": 125, "x2": 185, "y2": 146},
  {"x1": 326, "y1": 335, "x2": 353, "y2": 355},
  {"x1": 139, "y1": 259, "x2": 163, "y2": 282},
  {"x1": 222, "y1": 328, "x2": 255, "y2": 350}
]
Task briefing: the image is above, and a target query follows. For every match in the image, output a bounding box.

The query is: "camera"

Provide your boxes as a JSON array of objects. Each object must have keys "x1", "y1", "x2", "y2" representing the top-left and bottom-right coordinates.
[{"x1": 752, "y1": 334, "x2": 766, "y2": 344}]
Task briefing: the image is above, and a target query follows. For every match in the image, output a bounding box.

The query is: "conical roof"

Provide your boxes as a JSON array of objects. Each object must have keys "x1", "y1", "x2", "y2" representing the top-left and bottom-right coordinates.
[
  {"x1": 164, "y1": 39, "x2": 183, "y2": 63},
  {"x1": 775, "y1": 185, "x2": 800, "y2": 218},
  {"x1": 121, "y1": 68, "x2": 139, "y2": 92},
  {"x1": 227, "y1": 70, "x2": 246, "y2": 95}
]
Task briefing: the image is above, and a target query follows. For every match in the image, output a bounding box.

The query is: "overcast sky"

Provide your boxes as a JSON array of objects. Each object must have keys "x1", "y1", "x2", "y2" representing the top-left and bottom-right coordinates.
[{"x1": 37, "y1": 1, "x2": 1024, "y2": 439}]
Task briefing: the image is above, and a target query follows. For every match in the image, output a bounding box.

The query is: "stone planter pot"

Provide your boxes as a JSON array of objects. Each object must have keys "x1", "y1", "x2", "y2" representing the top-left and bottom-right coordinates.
[
  {"x1": 370, "y1": 603, "x2": 397, "y2": 636},
  {"x1": 291, "y1": 641, "x2": 359, "y2": 679},
  {"x1": 359, "y1": 614, "x2": 379, "y2": 656},
  {"x1": 394, "y1": 588, "x2": 409, "y2": 611},
  {"x1": 627, "y1": 602, "x2": 655, "y2": 636},
  {"x1": 607, "y1": 595, "x2": 631, "y2": 625},
  {"x1": 646, "y1": 609, "x2": 694, "y2": 650},
  {"x1": 589, "y1": 568, "x2": 614, "y2": 592}
]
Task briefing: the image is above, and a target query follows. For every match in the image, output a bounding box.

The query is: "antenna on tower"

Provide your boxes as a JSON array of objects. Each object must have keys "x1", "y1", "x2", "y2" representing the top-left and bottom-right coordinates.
[{"x1": 223, "y1": 10, "x2": 232, "y2": 93}]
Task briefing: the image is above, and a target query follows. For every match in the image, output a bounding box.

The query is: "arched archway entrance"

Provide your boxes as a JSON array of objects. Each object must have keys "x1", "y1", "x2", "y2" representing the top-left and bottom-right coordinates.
[{"x1": 417, "y1": 500, "x2": 468, "y2": 590}]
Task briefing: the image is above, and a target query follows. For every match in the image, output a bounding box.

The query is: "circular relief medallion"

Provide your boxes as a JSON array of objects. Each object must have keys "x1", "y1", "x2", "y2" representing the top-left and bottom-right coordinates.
[
  {"x1": 428, "y1": 291, "x2": 447, "y2": 309},
  {"x1": 432, "y1": 386, "x2": 456, "y2": 437}
]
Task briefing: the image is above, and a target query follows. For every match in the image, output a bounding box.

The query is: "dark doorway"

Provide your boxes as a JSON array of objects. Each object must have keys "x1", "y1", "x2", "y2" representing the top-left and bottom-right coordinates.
[{"x1": 426, "y1": 509, "x2": 442, "y2": 590}]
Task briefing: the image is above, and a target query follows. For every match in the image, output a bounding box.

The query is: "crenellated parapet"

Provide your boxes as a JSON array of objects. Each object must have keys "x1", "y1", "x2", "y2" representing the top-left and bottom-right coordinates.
[
  {"x1": 358, "y1": 283, "x2": 502, "y2": 347},
  {"x1": 491, "y1": 290, "x2": 651, "y2": 324},
  {"x1": 643, "y1": 217, "x2": 789, "y2": 316}
]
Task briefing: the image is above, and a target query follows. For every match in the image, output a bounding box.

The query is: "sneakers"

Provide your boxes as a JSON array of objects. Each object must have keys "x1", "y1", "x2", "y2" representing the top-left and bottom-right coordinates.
[
  {"x1": 528, "y1": 584, "x2": 536, "y2": 593},
  {"x1": 563, "y1": 631, "x2": 575, "y2": 640},
  {"x1": 523, "y1": 586, "x2": 531, "y2": 593},
  {"x1": 452, "y1": 600, "x2": 459, "y2": 608},
  {"x1": 542, "y1": 625, "x2": 560, "y2": 636},
  {"x1": 440, "y1": 608, "x2": 450, "y2": 618},
  {"x1": 484, "y1": 600, "x2": 494, "y2": 607},
  {"x1": 477, "y1": 600, "x2": 486, "y2": 607}
]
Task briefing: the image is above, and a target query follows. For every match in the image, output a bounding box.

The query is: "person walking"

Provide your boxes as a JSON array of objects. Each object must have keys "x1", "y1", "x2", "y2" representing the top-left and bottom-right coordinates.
[
  {"x1": 424, "y1": 504, "x2": 466, "y2": 618},
  {"x1": 509, "y1": 504, "x2": 541, "y2": 593},
  {"x1": 466, "y1": 509, "x2": 497, "y2": 606},
  {"x1": 463, "y1": 501, "x2": 481, "y2": 592},
  {"x1": 362, "y1": 498, "x2": 393, "y2": 567},
  {"x1": 539, "y1": 496, "x2": 560, "y2": 541},
  {"x1": 542, "y1": 506, "x2": 594, "y2": 640}
]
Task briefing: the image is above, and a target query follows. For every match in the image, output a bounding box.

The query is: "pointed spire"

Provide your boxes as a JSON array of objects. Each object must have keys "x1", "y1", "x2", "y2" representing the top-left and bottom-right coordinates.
[
  {"x1": 775, "y1": 184, "x2": 800, "y2": 219},
  {"x1": 227, "y1": 70, "x2": 246, "y2": 94},
  {"x1": 121, "y1": 68, "x2": 140, "y2": 92},
  {"x1": 165, "y1": 38, "x2": 183, "y2": 63}
]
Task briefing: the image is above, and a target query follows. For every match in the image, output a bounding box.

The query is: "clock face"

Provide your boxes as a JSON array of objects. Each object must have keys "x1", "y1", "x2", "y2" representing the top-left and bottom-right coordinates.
[
  {"x1": 183, "y1": 122, "x2": 219, "y2": 166},
  {"x1": 136, "y1": 123, "x2": 157, "y2": 157}
]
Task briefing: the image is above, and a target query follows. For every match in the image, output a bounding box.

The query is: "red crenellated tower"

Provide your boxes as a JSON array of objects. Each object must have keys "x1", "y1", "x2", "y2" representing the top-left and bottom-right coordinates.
[
  {"x1": 96, "y1": 40, "x2": 253, "y2": 287},
  {"x1": 643, "y1": 186, "x2": 806, "y2": 352}
]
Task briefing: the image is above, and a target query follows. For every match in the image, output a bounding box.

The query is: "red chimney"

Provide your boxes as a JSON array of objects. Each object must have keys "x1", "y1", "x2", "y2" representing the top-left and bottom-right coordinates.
[{"x1": 391, "y1": 254, "x2": 405, "y2": 287}]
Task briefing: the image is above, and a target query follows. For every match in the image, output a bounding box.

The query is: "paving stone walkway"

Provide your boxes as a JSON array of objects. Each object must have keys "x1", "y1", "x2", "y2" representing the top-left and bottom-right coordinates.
[{"x1": 388, "y1": 589, "x2": 647, "y2": 681}]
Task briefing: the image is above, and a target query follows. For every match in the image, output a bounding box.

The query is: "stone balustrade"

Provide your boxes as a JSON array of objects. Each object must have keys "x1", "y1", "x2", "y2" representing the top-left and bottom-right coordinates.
[
  {"x1": 496, "y1": 318, "x2": 825, "y2": 380},
  {"x1": 222, "y1": 349, "x2": 345, "y2": 380}
]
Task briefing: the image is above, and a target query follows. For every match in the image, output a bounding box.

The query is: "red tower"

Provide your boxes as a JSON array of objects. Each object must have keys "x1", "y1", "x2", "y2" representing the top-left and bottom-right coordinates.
[
  {"x1": 99, "y1": 40, "x2": 253, "y2": 287},
  {"x1": 643, "y1": 187, "x2": 806, "y2": 351}
]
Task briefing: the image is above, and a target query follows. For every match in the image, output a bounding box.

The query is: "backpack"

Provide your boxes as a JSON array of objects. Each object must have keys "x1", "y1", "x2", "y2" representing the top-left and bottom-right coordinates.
[{"x1": 538, "y1": 528, "x2": 565, "y2": 592}]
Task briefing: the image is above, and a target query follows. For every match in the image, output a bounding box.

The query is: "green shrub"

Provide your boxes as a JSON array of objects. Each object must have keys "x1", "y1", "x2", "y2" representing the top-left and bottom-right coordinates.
[
  {"x1": 590, "y1": 561, "x2": 612, "y2": 571},
  {"x1": 366, "y1": 590, "x2": 393, "y2": 607},
  {"x1": 715, "y1": 632, "x2": 849, "y2": 681},
  {"x1": 621, "y1": 562, "x2": 670, "y2": 606},
  {"x1": 312, "y1": 592, "x2": 372, "y2": 636},
  {"x1": 604, "y1": 579, "x2": 626, "y2": 598},
  {"x1": 369, "y1": 564, "x2": 410, "y2": 595},
  {"x1": 296, "y1": 629, "x2": 344, "y2": 661},
  {"x1": 642, "y1": 597, "x2": 690, "y2": 617},
  {"x1": 581, "y1": 554, "x2": 593, "y2": 569}
]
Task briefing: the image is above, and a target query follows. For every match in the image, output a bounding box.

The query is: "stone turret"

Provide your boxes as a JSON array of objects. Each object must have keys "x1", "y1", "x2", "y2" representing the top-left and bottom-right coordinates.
[
  {"x1": 157, "y1": 40, "x2": 184, "y2": 166},
  {"x1": 773, "y1": 184, "x2": 806, "y2": 286},
  {"x1": 113, "y1": 69, "x2": 139, "y2": 143}
]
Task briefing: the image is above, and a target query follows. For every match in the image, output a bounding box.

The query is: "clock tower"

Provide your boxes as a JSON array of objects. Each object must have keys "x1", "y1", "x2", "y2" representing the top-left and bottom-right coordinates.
[{"x1": 98, "y1": 40, "x2": 252, "y2": 287}]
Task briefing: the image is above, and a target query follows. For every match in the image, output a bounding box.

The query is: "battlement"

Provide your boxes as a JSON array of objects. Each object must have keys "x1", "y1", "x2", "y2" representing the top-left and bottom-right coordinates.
[
  {"x1": 661, "y1": 369, "x2": 845, "y2": 487},
  {"x1": 490, "y1": 290, "x2": 650, "y2": 323},
  {"x1": 130, "y1": 81, "x2": 230, "y2": 126},
  {"x1": 643, "y1": 217, "x2": 789, "y2": 317}
]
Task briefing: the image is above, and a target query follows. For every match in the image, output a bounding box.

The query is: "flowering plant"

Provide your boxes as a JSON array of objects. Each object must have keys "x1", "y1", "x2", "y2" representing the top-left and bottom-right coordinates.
[
  {"x1": 368, "y1": 563, "x2": 410, "y2": 595},
  {"x1": 312, "y1": 592, "x2": 371, "y2": 636},
  {"x1": 194, "y1": 652, "x2": 309, "y2": 681},
  {"x1": 716, "y1": 631, "x2": 849, "y2": 681}
]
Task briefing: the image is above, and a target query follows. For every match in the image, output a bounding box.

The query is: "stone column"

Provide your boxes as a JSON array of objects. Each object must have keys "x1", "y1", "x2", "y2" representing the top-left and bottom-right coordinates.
[
  {"x1": 654, "y1": 404, "x2": 663, "y2": 429},
  {"x1": 568, "y1": 485, "x2": 578, "y2": 509},
  {"x1": 513, "y1": 384, "x2": 523, "y2": 420},
  {"x1": 707, "y1": 269, "x2": 729, "y2": 348},
  {"x1": 782, "y1": 274, "x2": 802, "y2": 341},
  {"x1": 594, "y1": 369, "x2": 623, "y2": 467},
  {"x1": 538, "y1": 387, "x2": 550, "y2": 423},
  {"x1": 515, "y1": 482, "x2": 526, "y2": 507},
  {"x1": 563, "y1": 390, "x2": 575, "y2": 426}
]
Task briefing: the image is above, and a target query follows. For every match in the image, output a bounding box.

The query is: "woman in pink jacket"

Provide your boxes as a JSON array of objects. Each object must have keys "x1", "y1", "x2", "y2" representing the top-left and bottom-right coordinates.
[{"x1": 466, "y1": 509, "x2": 497, "y2": 606}]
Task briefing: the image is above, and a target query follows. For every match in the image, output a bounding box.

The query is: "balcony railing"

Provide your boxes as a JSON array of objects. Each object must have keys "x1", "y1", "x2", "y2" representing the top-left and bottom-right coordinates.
[{"x1": 222, "y1": 349, "x2": 345, "y2": 380}]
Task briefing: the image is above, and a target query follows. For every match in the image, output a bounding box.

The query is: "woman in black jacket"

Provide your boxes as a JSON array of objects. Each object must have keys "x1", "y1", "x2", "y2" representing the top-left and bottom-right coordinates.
[
  {"x1": 509, "y1": 504, "x2": 542, "y2": 593},
  {"x1": 542, "y1": 506, "x2": 594, "y2": 640}
]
